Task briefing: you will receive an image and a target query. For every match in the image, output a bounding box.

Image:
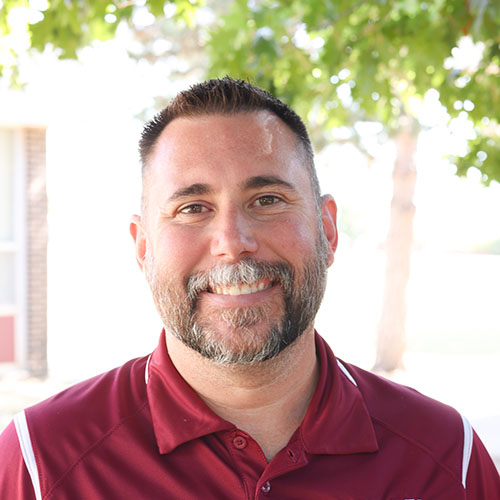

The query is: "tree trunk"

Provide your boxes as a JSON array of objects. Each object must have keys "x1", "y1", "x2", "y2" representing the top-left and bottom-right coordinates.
[{"x1": 373, "y1": 119, "x2": 419, "y2": 373}]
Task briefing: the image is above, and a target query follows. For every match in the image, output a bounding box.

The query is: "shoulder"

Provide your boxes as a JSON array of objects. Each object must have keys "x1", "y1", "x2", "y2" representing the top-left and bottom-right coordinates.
[
  {"x1": 330, "y1": 357, "x2": 500, "y2": 496},
  {"x1": 17, "y1": 355, "x2": 150, "y2": 498},
  {"x1": 28, "y1": 355, "x2": 150, "y2": 444},
  {"x1": 341, "y1": 361, "x2": 466, "y2": 478},
  {"x1": 0, "y1": 355, "x2": 149, "y2": 499},
  {"x1": 343, "y1": 361, "x2": 462, "y2": 436},
  {"x1": 28, "y1": 355, "x2": 149, "y2": 432},
  {"x1": 0, "y1": 421, "x2": 37, "y2": 499}
]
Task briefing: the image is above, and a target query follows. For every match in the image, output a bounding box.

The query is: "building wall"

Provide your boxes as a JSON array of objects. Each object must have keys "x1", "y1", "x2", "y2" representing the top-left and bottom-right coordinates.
[
  {"x1": 0, "y1": 126, "x2": 47, "y2": 378},
  {"x1": 25, "y1": 128, "x2": 48, "y2": 378}
]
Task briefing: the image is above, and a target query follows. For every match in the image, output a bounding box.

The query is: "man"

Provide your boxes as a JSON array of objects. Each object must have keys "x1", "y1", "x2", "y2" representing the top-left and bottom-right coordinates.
[{"x1": 0, "y1": 77, "x2": 499, "y2": 499}]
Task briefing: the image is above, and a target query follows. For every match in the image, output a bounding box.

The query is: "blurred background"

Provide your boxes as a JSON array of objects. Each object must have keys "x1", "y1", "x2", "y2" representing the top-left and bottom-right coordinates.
[{"x1": 1, "y1": 0, "x2": 499, "y2": 468}]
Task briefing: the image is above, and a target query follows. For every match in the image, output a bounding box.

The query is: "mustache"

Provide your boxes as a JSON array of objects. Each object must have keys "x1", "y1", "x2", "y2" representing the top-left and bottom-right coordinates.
[{"x1": 185, "y1": 258, "x2": 294, "y2": 300}]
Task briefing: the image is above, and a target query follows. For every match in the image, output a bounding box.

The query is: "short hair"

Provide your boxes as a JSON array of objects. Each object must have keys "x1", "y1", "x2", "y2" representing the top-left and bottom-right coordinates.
[{"x1": 139, "y1": 77, "x2": 321, "y2": 207}]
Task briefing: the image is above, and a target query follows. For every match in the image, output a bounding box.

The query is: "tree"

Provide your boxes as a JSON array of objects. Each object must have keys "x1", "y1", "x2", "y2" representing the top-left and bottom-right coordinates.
[
  {"x1": 207, "y1": 0, "x2": 500, "y2": 372},
  {"x1": 2, "y1": 0, "x2": 500, "y2": 371},
  {"x1": 0, "y1": 0, "x2": 204, "y2": 85}
]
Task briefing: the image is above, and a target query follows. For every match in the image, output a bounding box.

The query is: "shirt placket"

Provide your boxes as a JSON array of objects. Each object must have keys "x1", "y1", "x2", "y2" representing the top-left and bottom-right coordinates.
[
  {"x1": 223, "y1": 429, "x2": 310, "y2": 499},
  {"x1": 254, "y1": 441, "x2": 310, "y2": 499},
  {"x1": 223, "y1": 429, "x2": 268, "y2": 499}
]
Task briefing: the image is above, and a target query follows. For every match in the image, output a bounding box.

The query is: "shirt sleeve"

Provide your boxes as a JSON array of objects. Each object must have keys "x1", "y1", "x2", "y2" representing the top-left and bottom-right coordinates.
[
  {"x1": 0, "y1": 420, "x2": 37, "y2": 500},
  {"x1": 465, "y1": 430, "x2": 500, "y2": 499}
]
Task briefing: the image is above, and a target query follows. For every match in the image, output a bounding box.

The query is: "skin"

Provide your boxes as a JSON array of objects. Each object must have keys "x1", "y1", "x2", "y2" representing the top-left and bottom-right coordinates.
[{"x1": 130, "y1": 111, "x2": 338, "y2": 461}]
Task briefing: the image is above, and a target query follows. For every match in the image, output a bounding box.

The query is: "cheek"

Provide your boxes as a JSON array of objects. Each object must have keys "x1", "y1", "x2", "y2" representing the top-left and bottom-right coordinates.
[
  {"x1": 265, "y1": 217, "x2": 318, "y2": 258},
  {"x1": 152, "y1": 227, "x2": 208, "y2": 275}
]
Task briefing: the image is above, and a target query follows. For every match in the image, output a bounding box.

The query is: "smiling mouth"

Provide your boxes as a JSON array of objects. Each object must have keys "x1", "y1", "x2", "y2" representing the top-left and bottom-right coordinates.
[{"x1": 208, "y1": 280, "x2": 274, "y2": 296}]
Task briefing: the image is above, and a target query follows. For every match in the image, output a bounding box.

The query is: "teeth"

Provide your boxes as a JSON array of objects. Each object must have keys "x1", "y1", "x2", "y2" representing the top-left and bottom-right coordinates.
[{"x1": 211, "y1": 281, "x2": 272, "y2": 296}]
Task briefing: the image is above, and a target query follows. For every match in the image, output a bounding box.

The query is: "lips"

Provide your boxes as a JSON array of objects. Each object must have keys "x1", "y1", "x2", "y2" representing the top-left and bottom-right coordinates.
[{"x1": 208, "y1": 280, "x2": 274, "y2": 296}]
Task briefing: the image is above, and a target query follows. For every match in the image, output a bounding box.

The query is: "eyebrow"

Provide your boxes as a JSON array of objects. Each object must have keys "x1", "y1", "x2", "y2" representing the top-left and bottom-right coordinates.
[
  {"x1": 243, "y1": 175, "x2": 296, "y2": 192},
  {"x1": 167, "y1": 183, "x2": 213, "y2": 202},
  {"x1": 165, "y1": 175, "x2": 297, "y2": 204}
]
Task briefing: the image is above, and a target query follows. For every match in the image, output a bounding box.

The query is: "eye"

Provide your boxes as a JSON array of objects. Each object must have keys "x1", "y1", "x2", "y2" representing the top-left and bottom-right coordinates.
[
  {"x1": 179, "y1": 204, "x2": 208, "y2": 214},
  {"x1": 254, "y1": 195, "x2": 282, "y2": 207}
]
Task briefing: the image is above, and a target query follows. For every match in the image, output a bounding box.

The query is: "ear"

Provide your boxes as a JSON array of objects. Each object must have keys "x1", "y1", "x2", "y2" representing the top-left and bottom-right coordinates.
[
  {"x1": 320, "y1": 194, "x2": 338, "y2": 267},
  {"x1": 130, "y1": 215, "x2": 148, "y2": 272}
]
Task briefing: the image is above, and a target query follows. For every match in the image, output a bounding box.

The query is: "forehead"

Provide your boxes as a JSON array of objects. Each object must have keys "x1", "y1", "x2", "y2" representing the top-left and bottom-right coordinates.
[{"x1": 147, "y1": 111, "x2": 307, "y2": 186}]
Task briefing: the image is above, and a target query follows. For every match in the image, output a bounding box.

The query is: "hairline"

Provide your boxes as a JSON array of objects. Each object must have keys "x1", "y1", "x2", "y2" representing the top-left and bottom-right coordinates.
[{"x1": 140, "y1": 110, "x2": 321, "y2": 220}]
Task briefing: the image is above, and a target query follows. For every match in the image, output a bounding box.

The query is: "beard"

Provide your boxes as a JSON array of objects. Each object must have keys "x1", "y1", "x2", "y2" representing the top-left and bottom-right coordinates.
[{"x1": 145, "y1": 229, "x2": 329, "y2": 365}]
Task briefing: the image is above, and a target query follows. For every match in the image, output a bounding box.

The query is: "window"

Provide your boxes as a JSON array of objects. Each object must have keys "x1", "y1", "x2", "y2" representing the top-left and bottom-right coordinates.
[{"x1": 0, "y1": 128, "x2": 21, "y2": 363}]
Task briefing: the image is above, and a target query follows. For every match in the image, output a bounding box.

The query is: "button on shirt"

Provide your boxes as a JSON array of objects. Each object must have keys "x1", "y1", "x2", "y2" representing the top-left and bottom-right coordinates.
[{"x1": 1, "y1": 331, "x2": 499, "y2": 499}]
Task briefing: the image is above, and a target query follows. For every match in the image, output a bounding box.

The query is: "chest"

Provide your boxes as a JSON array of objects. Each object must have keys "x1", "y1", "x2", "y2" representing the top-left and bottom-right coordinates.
[{"x1": 38, "y1": 424, "x2": 465, "y2": 500}]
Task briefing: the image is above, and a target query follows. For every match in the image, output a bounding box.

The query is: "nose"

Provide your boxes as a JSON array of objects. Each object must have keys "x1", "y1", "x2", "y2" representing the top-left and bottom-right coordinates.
[{"x1": 210, "y1": 206, "x2": 258, "y2": 260}]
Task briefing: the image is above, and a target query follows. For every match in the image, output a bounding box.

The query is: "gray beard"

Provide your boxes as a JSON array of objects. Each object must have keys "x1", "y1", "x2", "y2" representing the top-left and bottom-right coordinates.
[{"x1": 145, "y1": 232, "x2": 329, "y2": 365}]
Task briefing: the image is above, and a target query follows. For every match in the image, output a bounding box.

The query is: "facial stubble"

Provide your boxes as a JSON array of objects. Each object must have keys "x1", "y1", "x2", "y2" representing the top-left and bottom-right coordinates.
[{"x1": 145, "y1": 226, "x2": 329, "y2": 365}]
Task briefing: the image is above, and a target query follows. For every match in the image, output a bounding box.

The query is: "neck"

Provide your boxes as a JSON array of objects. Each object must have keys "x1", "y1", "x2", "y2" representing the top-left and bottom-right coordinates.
[{"x1": 165, "y1": 328, "x2": 319, "y2": 461}]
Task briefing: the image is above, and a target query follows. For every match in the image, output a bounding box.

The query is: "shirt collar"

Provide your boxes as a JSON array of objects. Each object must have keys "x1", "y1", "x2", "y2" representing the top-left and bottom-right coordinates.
[
  {"x1": 147, "y1": 330, "x2": 378, "y2": 456},
  {"x1": 147, "y1": 330, "x2": 234, "y2": 454},
  {"x1": 298, "y1": 332, "x2": 378, "y2": 455}
]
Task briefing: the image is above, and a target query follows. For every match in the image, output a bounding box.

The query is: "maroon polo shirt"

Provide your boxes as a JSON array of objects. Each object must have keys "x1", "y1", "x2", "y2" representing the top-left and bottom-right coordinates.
[{"x1": 1, "y1": 331, "x2": 499, "y2": 499}]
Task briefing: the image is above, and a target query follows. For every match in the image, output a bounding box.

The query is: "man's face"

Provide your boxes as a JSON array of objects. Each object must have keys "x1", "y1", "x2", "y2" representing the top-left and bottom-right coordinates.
[{"x1": 132, "y1": 111, "x2": 337, "y2": 364}]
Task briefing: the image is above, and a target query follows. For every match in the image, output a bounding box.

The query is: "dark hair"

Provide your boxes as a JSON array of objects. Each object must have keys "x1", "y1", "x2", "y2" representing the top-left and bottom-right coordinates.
[{"x1": 139, "y1": 77, "x2": 320, "y2": 205}]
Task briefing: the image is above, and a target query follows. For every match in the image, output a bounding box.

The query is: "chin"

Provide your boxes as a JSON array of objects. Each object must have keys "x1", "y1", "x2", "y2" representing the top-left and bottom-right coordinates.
[{"x1": 186, "y1": 320, "x2": 284, "y2": 365}]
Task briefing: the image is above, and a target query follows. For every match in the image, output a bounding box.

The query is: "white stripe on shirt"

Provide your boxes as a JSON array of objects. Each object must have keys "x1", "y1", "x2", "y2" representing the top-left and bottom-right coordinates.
[
  {"x1": 14, "y1": 410, "x2": 42, "y2": 500},
  {"x1": 145, "y1": 354, "x2": 152, "y2": 385},
  {"x1": 337, "y1": 360, "x2": 358, "y2": 386},
  {"x1": 461, "y1": 414, "x2": 473, "y2": 488}
]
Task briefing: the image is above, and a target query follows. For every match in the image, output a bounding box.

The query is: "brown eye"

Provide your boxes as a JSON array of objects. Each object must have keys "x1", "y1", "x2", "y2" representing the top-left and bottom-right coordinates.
[
  {"x1": 180, "y1": 204, "x2": 207, "y2": 214},
  {"x1": 256, "y1": 195, "x2": 280, "y2": 206}
]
